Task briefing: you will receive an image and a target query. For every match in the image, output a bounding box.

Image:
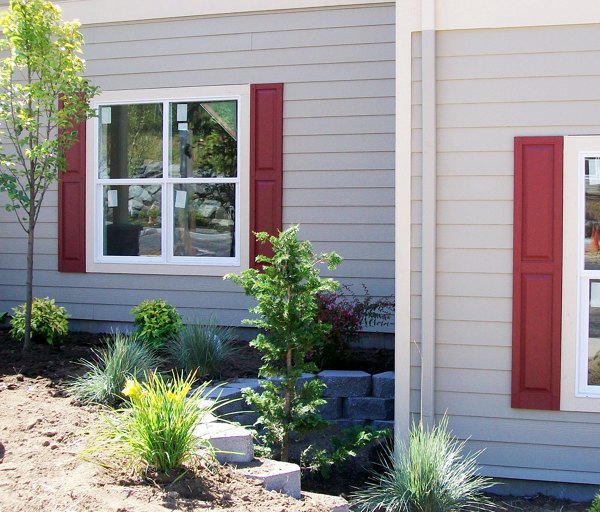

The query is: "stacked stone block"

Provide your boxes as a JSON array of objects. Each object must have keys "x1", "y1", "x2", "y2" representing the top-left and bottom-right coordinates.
[{"x1": 203, "y1": 371, "x2": 395, "y2": 429}]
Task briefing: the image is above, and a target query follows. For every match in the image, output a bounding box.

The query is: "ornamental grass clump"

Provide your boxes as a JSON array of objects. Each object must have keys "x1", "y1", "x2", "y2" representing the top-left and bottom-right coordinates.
[
  {"x1": 167, "y1": 318, "x2": 239, "y2": 379},
  {"x1": 351, "y1": 416, "x2": 496, "y2": 512},
  {"x1": 90, "y1": 371, "x2": 215, "y2": 475},
  {"x1": 69, "y1": 332, "x2": 160, "y2": 405}
]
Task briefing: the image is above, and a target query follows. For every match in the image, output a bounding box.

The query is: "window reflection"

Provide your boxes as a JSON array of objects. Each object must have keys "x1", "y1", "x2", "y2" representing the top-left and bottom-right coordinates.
[
  {"x1": 173, "y1": 183, "x2": 235, "y2": 257},
  {"x1": 584, "y1": 157, "x2": 600, "y2": 270}
]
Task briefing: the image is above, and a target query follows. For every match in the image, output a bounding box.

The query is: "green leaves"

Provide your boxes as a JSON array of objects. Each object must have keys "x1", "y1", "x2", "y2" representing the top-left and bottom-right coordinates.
[
  {"x1": 225, "y1": 225, "x2": 342, "y2": 461},
  {"x1": 0, "y1": 0, "x2": 99, "y2": 226},
  {"x1": 131, "y1": 299, "x2": 183, "y2": 349},
  {"x1": 10, "y1": 297, "x2": 69, "y2": 345}
]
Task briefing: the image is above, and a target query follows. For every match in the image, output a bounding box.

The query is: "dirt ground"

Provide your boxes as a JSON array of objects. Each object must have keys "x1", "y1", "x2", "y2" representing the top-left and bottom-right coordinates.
[{"x1": 0, "y1": 330, "x2": 594, "y2": 512}]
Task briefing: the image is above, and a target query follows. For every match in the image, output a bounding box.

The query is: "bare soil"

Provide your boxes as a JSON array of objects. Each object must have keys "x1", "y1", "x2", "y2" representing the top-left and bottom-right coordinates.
[{"x1": 0, "y1": 330, "x2": 593, "y2": 512}]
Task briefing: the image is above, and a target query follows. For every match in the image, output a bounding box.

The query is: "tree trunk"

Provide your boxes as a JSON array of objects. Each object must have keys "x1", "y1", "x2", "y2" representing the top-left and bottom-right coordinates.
[
  {"x1": 23, "y1": 152, "x2": 36, "y2": 354},
  {"x1": 23, "y1": 209, "x2": 35, "y2": 354},
  {"x1": 280, "y1": 346, "x2": 293, "y2": 462}
]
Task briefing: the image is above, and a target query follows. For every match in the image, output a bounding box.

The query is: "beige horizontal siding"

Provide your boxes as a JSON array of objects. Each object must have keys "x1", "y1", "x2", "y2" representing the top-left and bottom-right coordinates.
[
  {"x1": 428, "y1": 23, "x2": 600, "y2": 484},
  {"x1": 0, "y1": 4, "x2": 396, "y2": 329}
]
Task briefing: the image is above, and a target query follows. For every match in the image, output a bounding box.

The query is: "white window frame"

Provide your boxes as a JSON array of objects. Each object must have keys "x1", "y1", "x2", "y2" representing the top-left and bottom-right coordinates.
[
  {"x1": 561, "y1": 135, "x2": 600, "y2": 412},
  {"x1": 85, "y1": 85, "x2": 250, "y2": 276}
]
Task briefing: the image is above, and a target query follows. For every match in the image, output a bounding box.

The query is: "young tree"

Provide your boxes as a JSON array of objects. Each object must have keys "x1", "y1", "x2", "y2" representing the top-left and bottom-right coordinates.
[
  {"x1": 0, "y1": 0, "x2": 98, "y2": 352},
  {"x1": 225, "y1": 225, "x2": 342, "y2": 461}
]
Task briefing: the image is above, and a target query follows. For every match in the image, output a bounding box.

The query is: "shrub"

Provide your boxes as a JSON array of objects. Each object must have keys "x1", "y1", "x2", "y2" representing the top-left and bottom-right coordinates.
[
  {"x1": 301, "y1": 425, "x2": 390, "y2": 479},
  {"x1": 90, "y1": 371, "x2": 215, "y2": 474},
  {"x1": 351, "y1": 416, "x2": 495, "y2": 512},
  {"x1": 131, "y1": 298, "x2": 182, "y2": 349},
  {"x1": 589, "y1": 493, "x2": 600, "y2": 512},
  {"x1": 69, "y1": 332, "x2": 160, "y2": 405},
  {"x1": 225, "y1": 225, "x2": 342, "y2": 462},
  {"x1": 167, "y1": 318, "x2": 239, "y2": 379},
  {"x1": 10, "y1": 297, "x2": 69, "y2": 345},
  {"x1": 314, "y1": 285, "x2": 394, "y2": 369}
]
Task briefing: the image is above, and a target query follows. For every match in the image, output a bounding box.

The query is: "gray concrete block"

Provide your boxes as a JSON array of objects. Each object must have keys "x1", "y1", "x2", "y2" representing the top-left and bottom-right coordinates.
[
  {"x1": 372, "y1": 371, "x2": 395, "y2": 399},
  {"x1": 227, "y1": 411, "x2": 260, "y2": 427},
  {"x1": 343, "y1": 397, "x2": 394, "y2": 420},
  {"x1": 332, "y1": 418, "x2": 368, "y2": 428},
  {"x1": 371, "y1": 419, "x2": 395, "y2": 431},
  {"x1": 318, "y1": 370, "x2": 371, "y2": 398},
  {"x1": 318, "y1": 398, "x2": 343, "y2": 420},
  {"x1": 194, "y1": 421, "x2": 254, "y2": 463},
  {"x1": 236, "y1": 458, "x2": 301, "y2": 499}
]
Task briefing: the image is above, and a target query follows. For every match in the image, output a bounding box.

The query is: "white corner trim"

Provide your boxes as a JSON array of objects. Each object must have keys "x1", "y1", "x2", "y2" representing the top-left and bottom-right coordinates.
[
  {"x1": 54, "y1": 0, "x2": 391, "y2": 25},
  {"x1": 394, "y1": 0, "x2": 419, "y2": 443}
]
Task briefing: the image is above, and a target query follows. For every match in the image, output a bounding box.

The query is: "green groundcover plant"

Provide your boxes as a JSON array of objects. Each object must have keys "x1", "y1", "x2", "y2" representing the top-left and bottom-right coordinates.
[
  {"x1": 589, "y1": 493, "x2": 600, "y2": 512},
  {"x1": 69, "y1": 332, "x2": 160, "y2": 405},
  {"x1": 86, "y1": 371, "x2": 216, "y2": 475},
  {"x1": 131, "y1": 298, "x2": 182, "y2": 349},
  {"x1": 351, "y1": 416, "x2": 496, "y2": 512},
  {"x1": 10, "y1": 297, "x2": 69, "y2": 345}
]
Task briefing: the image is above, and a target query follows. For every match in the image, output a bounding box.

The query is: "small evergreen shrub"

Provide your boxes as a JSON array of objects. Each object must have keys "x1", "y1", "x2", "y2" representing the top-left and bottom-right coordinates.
[
  {"x1": 225, "y1": 225, "x2": 342, "y2": 462},
  {"x1": 69, "y1": 332, "x2": 160, "y2": 405},
  {"x1": 131, "y1": 298, "x2": 182, "y2": 349},
  {"x1": 351, "y1": 416, "x2": 495, "y2": 512},
  {"x1": 10, "y1": 297, "x2": 69, "y2": 345},
  {"x1": 314, "y1": 285, "x2": 394, "y2": 369},
  {"x1": 167, "y1": 318, "x2": 239, "y2": 379},
  {"x1": 89, "y1": 371, "x2": 216, "y2": 474}
]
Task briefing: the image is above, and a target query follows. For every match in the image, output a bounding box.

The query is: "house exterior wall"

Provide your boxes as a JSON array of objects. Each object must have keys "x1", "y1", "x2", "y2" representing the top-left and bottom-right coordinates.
[
  {"x1": 0, "y1": 4, "x2": 396, "y2": 329},
  {"x1": 426, "y1": 24, "x2": 600, "y2": 484}
]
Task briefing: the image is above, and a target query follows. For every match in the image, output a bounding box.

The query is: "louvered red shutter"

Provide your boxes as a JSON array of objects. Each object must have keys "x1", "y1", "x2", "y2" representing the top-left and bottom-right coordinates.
[
  {"x1": 512, "y1": 136, "x2": 563, "y2": 410},
  {"x1": 249, "y1": 83, "x2": 283, "y2": 268},
  {"x1": 58, "y1": 114, "x2": 87, "y2": 273}
]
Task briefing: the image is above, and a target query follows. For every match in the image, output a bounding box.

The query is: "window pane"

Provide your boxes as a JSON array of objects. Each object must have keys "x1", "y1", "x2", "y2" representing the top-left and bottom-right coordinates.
[
  {"x1": 98, "y1": 104, "x2": 163, "y2": 179},
  {"x1": 589, "y1": 280, "x2": 600, "y2": 386},
  {"x1": 584, "y1": 157, "x2": 600, "y2": 269},
  {"x1": 173, "y1": 183, "x2": 235, "y2": 257},
  {"x1": 103, "y1": 185, "x2": 162, "y2": 256},
  {"x1": 169, "y1": 100, "x2": 237, "y2": 178}
]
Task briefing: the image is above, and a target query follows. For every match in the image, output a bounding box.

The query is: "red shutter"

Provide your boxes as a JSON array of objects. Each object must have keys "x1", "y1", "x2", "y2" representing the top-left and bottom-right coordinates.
[
  {"x1": 512, "y1": 136, "x2": 563, "y2": 410},
  {"x1": 58, "y1": 115, "x2": 86, "y2": 273},
  {"x1": 249, "y1": 83, "x2": 283, "y2": 268}
]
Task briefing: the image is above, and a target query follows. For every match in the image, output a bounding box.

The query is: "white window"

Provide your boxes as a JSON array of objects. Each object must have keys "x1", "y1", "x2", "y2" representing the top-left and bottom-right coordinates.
[
  {"x1": 86, "y1": 86, "x2": 250, "y2": 276},
  {"x1": 562, "y1": 136, "x2": 600, "y2": 411}
]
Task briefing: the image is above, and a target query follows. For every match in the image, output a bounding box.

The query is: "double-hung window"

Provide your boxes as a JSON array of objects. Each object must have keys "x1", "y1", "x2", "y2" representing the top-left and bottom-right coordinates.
[
  {"x1": 562, "y1": 136, "x2": 600, "y2": 411},
  {"x1": 88, "y1": 86, "x2": 250, "y2": 275}
]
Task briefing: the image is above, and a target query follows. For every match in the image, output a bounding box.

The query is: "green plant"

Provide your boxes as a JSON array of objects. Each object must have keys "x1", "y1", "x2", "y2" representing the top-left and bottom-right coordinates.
[
  {"x1": 167, "y1": 317, "x2": 239, "y2": 379},
  {"x1": 69, "y1": 332, "x2": 160, "y2": 405},
  {"x1": 131, "y1": 298, "x2": 182, "y2": 349},
  {"x1": 351, "y1": 416, "x2": 496, "y2": 512},
  {"x1": 88, "y1": 371, "x2": 215, "y2": 474},
  {"x1": 301, "y1": 425, "x2": 390, "y2": 479},
  {"x1": 589, "y1": 493, "x2": 600, "y2": 512},
  {"x1": 225, "y1": 225, "x2": 342, "y2": 462},
  {"x1": 0, "y1": 0, "x2": 98, "y2": 352},
  {"x1": 0, "y1": 312, "x2": 8, "y2": 324},
  {"x1": 10, "y1": 297, "x2": 69, "y2": 345},
  {"x1": 314, "y1": 285, "x2": 394, "y2": 369}
]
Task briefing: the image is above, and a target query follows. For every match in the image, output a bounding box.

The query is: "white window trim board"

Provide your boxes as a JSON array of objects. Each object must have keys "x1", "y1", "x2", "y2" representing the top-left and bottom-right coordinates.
[{"x1": 85, "y1": 84, "x2": 251, "y2": 276}]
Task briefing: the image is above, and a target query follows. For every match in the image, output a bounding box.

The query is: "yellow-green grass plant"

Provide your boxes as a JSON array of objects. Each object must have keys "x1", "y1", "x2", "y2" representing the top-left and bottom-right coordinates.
[
  {"x1": 89, "y1": 371, "x2": 217, "y2": 475},
  {"x1": 69, "y1": 332, "x2": 160, "y2": 406},
  {"x1": 351, "y1": 416, "x2": 496, "y2": 512}
]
